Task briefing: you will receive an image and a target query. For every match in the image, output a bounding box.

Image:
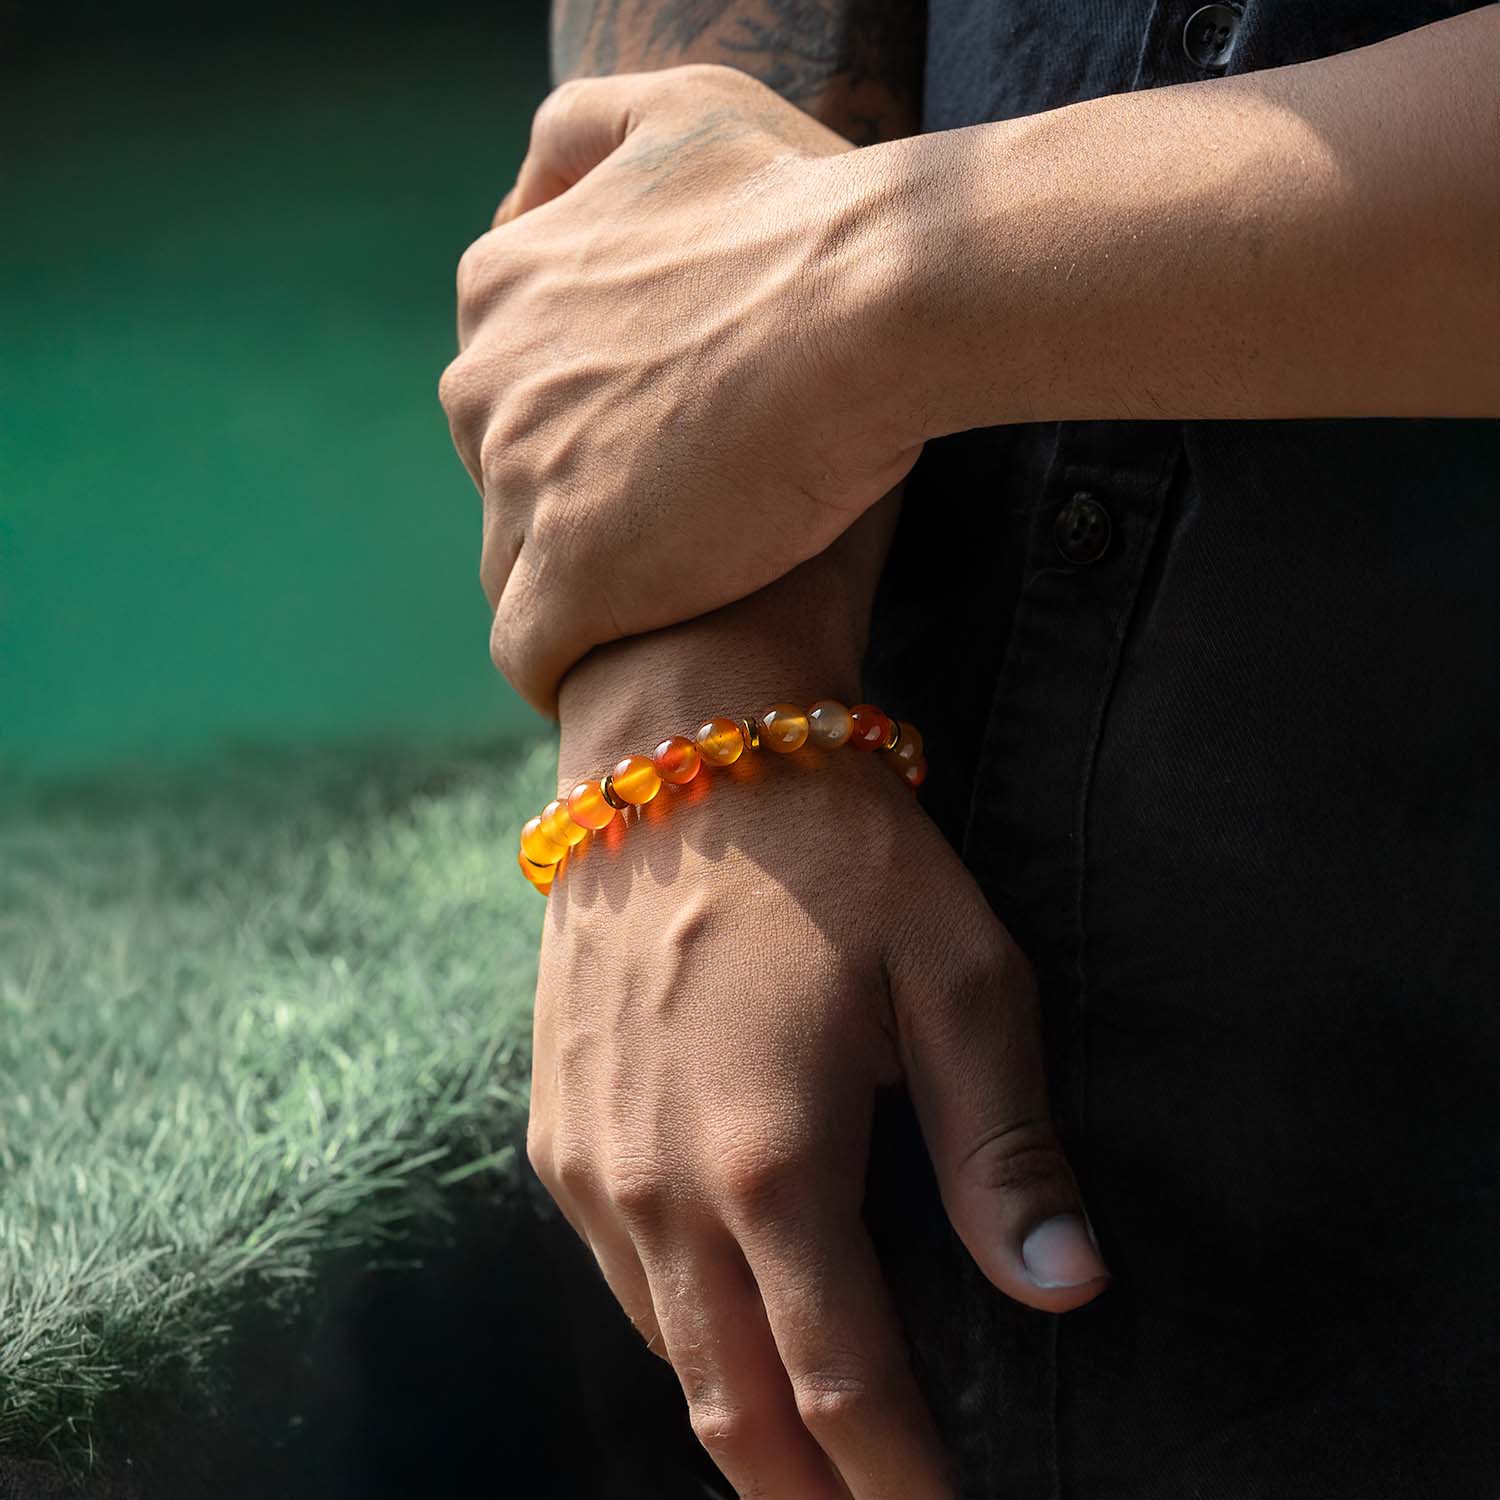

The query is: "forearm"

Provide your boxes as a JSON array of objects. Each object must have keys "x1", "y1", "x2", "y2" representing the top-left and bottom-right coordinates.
[
  {"x1": 551, "y1": 0, "x2": 924, "y2": 142},
  {"x1": 851, "y1": 7, "x2": 1499, "y2": 425},
  {"x1": 557, "y1": 494, "x2": 898, "y2": 783}
]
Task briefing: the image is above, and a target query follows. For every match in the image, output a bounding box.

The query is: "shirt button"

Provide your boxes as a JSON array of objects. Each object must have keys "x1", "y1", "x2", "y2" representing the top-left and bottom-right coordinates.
[
  {"x1": 1054, "y1": 492, "x2": 1112, "y2": 565},
  {"x1": 1183, "y1": 3, "x2": 1239, "y2": 69}
]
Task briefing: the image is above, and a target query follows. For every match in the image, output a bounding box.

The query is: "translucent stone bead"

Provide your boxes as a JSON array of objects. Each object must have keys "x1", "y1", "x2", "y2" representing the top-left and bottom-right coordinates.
[
  {"x1": 901, "y1": 756, "x2": 928, "y2": 789},
  {"x1": 611, "y1": 754, "x2": 662, "y2": 805},
  {"x1": 848, "y1": 703, "x2": 893, "y2": 751},
  {"x1": 653, "y1": 735, "x2": 701, "y2": 785},
  {"x1": 540, "y1": 797, "x2": 588, "y2": 848},
  {"x1": 758, "y1": 703, "x2": 809, "y2": 754},
  {"x1": 520, "y1": 814, "x2": 566, "y2": 866},
  {"x1": 806, "y1": 699, "x2": 853, "y2": 749},
  {"x1": 518, "y1": 851, "x2": 556, "y2": 890},
  {"x1": 695, "y1": 718, "x2": 746, "y2": 766},
  {"x1": 887, "y1": 722, "x2": 924, "y2": 767},
  {"x1": 567, "y1": 779, "x2": 617, "y2": 831}
]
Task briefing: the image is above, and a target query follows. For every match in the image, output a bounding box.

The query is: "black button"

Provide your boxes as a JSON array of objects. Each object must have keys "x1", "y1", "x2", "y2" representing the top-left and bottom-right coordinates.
[
  {"x1": 1054, "y1": 493, "x2": 1112, "y2": 565},
  {"x1": 1183, "y1": 3, "x2": 1239, "y2": 68}
]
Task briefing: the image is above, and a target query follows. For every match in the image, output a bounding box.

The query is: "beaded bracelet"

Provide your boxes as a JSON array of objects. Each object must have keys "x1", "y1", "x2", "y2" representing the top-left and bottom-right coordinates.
[{"x1": 517, "y1": 700, "x2": 926, "y2": 895}]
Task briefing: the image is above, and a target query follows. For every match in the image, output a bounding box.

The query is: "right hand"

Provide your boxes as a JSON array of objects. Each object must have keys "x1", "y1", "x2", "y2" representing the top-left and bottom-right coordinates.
[
  {"x1": 528, "y1": 732, "x2": 1109, "y2": 1498},
  {"x1": 440, "y1": 66, "x2": 925, "y2": 713}
]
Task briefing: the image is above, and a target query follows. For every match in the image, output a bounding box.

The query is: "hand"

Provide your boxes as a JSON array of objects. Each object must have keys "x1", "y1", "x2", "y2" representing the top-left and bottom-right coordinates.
[
  {"x1": 528, "y1": 718, "x2": 1109, "y2": 1497},
  {"x1": 440, "y1": 65, "x2": 923, "y2": 713}
]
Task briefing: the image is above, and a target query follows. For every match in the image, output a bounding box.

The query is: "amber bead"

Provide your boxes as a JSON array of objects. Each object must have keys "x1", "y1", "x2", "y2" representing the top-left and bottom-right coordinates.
[
  {"x1": 848, "y1": 703, "x2": 893, "y2": 751},
  {"x1": 611, "y1": 754, "x2": 662, "y2": 806},
  {"x1": 758, "y1": 703, "x2": 809, "y2": 754},
  {"x1": 567, "y1": 779, "x2": 617, "y2": 831},
  {"x1": 695, "y1": 718, "x2": 746, "y2": 767},
  {"x1": 520, "y1": 814, "x2": 566, "y2": 866},
  {"x1": 887, "y1": 721, "x2": 924, "y2": 767},
  {"x1": 806, "y1": 699, "x2": 853, "y2": 749},
  {"x1": 540, "y1": 797, "x2": 589, "y2": 848},
  {"x1": 653, "y1": 736, "x2": 701, "y2": 785},
  {"x1": 518, "y1": 851, "x2": 556, "y2": 889},
  {"x1": 900, "y1": 756, "x2": 928, "y2": 789}
]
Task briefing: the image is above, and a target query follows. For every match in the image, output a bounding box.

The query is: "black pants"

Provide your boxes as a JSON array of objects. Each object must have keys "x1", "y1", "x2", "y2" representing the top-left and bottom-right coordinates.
[{"x1": 858, "y1": 418, "x2": 1500, "y2": 1498}]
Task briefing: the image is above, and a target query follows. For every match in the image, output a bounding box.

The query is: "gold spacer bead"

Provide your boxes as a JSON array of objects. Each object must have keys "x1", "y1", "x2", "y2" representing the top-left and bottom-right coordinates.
[
  {"x1": 881, "y1": 719, "x2": 902, "y2": 752},
  {"x1": 600, "y1": 774, "x2": 628, "y2": 810},
  {"x1": 737, "y1": 716, "x2": 761, "y2": 750}
]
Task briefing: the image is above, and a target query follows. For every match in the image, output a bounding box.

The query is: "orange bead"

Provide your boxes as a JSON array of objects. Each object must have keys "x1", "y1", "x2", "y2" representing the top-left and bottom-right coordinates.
[
  {"x1": 567, "y1": 779, "x2": 617, "y2": 831},
  {"x1": 758, "y1": 703, "x2": 809, "y2": 754},
  {"x1": 611, "y1": 753, "x2": 661, "y2": 805},
  {"x1": 848, "y1": 704, "x2": 893, "y2": 751},
  {"x1": 886, "y1": 721, "x2": 924, "y2": 767},
  {"x1": 807, "y1": 699, "x2": 853, "y2": 749},
  {"x1": 518, "y1": 851, "x2": 556, "y2": 889},
  {"x1": 540, "y1": 797, "x2": 588, "y2": 848},
  {"x1": 695, "y1": 718, "x2": 746, "y2": 767},
  {"x1": 653, "y1": 735, "x2": 701, "y2": 785},
  {"x1": 520, "y1": 814, "x2": 566, "y2": 865},
  {"x1": 900, "y1": 756, "x2": 928, "y2": 789}
]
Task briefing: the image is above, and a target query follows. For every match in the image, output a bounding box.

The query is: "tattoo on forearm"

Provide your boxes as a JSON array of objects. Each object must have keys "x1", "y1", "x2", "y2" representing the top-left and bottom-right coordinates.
[{"x1": 551, "y1": 0, "x2": 925, "y2": 143}]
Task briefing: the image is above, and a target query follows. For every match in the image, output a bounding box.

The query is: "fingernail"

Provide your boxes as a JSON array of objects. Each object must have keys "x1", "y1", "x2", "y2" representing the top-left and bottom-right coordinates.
[{"x1": 1021, "y1": 1213, "x2": 1109, "y2": 1289}]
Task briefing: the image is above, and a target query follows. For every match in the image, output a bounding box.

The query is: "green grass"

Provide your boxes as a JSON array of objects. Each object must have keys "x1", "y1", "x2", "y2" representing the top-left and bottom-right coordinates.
[{"x1": 0, "y1": 737, "x2": 554, "y2": 1466}]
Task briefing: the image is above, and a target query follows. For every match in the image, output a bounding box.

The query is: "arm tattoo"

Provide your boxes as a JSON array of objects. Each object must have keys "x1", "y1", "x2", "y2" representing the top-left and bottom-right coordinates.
[{"x1": 551, "y1": 0, "x2": 925, "y2": 143}]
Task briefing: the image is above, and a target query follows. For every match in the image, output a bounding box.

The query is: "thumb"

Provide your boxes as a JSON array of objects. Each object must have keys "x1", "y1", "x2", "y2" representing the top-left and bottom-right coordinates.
[
  {"x1": 497, "y1": 73, "x2": 651, "y2": 225},
  {"x1": 892, "y1": 903, "x2": 1110, "y2": 1314}
]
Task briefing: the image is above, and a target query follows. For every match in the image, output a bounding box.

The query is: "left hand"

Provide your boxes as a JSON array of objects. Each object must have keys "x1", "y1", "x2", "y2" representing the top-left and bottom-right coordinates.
[{"x1": 440, "y1": 65, "x2": 921, "y2": 713}]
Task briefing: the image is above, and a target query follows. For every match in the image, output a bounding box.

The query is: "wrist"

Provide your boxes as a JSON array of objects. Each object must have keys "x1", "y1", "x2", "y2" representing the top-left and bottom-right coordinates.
[{"x1": 555, "y1": 492, "x2": 900, "y2": 786}]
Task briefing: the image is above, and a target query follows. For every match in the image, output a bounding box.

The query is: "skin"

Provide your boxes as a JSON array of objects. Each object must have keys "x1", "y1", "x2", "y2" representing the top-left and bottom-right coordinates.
[
  {"x1": 537, "y1": 507, "x2": 1108, "y2": 1499},
  {"x1": 441, "y1": 8, "x2": 1500, "y2": 712},
  {"x1": 440, "y1": 3, "x2": 1500, "y2": 1493}
]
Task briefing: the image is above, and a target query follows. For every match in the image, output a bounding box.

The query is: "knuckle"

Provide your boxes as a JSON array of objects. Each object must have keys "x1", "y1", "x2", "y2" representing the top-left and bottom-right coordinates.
[
  {"x1": 551, "y1": 1139, "x2": 595, "y2": 1199},
  {"x1": 454, "y1": 238, "x2": 488, "y2": 303},
  {"x1": 534, "y1": 77, "x2": 587, "y2": 137},
  {"x1": 603, "y1": 1165, "x2": 671, "y2": 1226},
  {"x1": 790, "y1": 1366, "x2": 878, "y2": 1435},
  {"x1": 714, "y1": 1141, "x2": 808, "y2": 1218},
  {"x1": 963, "y1": 1120, "x2": 1071, "y2": 1196},
  {"x1": 687, "y1": 1397, "x2": 754, "y2": 1458},
  {"x1": 437, "y1": 354, "x2": 476, "y2": 422}
]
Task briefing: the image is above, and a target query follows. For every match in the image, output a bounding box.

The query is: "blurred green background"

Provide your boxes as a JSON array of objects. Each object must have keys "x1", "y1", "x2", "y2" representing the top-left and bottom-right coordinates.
[{"x1": 1, "y1": 0, "x2": 550, "y2": 774}]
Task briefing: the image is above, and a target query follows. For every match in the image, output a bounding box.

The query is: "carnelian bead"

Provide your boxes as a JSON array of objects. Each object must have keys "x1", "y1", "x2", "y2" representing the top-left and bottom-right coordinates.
[
  {"x1": 520, "y1": 814, "x2": 566, "y2": 865},
  {"x1": 695, "y1": 718, "x2": 745, "y2": 767},
  {"x1": 611, "y1": 754, "x2": 662, "y2": 805},
  {"x1": 887, "y1": 721, "x2": 924, "y2": 767},
  {"x1": 806, "y1": 699, "x2": 853, "y2": 749},
  {"x1": 653, "y1": 736, "x2": 701, "y2": 785},
  {"x1": 758, "y1": 703, "x2": 809, "y2": 754},
  {"x1": 567, "y1": 779, "x2": 617, "y2": 831},
  {"x1": 518, "y1": 851, "x2": 556, "y2": 888},
  {"x1": 848, "y1": 704, "x2": 893, "y2": 751},
  {"x1": 900, "y1": 756, "x2": 928, "y2": 789},
  {"x1": 540, "y1": 797, "x2": 588, "y2": 848}
]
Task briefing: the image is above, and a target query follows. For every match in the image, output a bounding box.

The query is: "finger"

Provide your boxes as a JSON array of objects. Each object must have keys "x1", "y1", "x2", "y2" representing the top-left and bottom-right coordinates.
[
  {"x1": 505, "y1": 73, "x2": 648, "y2": 221},
  {"x1": 527, "y1": 988, "x2": 664, "y2": 1353},
  {"x1": 732, "y1": 1193, "x2": 955, "y2": 1499},
  {"x1": 892, "y1": 900, "x2": 1110, "y2": 1313},
  {"x1": 633, "y1": 1222, "x2": 851, "y2": 1499},
  {"x1": 575, "y1": 1202, "x2": 670, "y2": 1359}
]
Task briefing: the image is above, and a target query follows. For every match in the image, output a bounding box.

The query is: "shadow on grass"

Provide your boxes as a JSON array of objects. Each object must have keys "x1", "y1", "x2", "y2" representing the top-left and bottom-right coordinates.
[{"x1": 3, "y1": 1173, "x2": 721, "y2": 1500}]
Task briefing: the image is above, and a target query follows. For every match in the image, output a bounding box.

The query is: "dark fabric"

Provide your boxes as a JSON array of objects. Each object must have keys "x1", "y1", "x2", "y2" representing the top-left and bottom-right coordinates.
[{"x1": 858, "y1": 3, "x2": 1500, "y2": 1493}]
